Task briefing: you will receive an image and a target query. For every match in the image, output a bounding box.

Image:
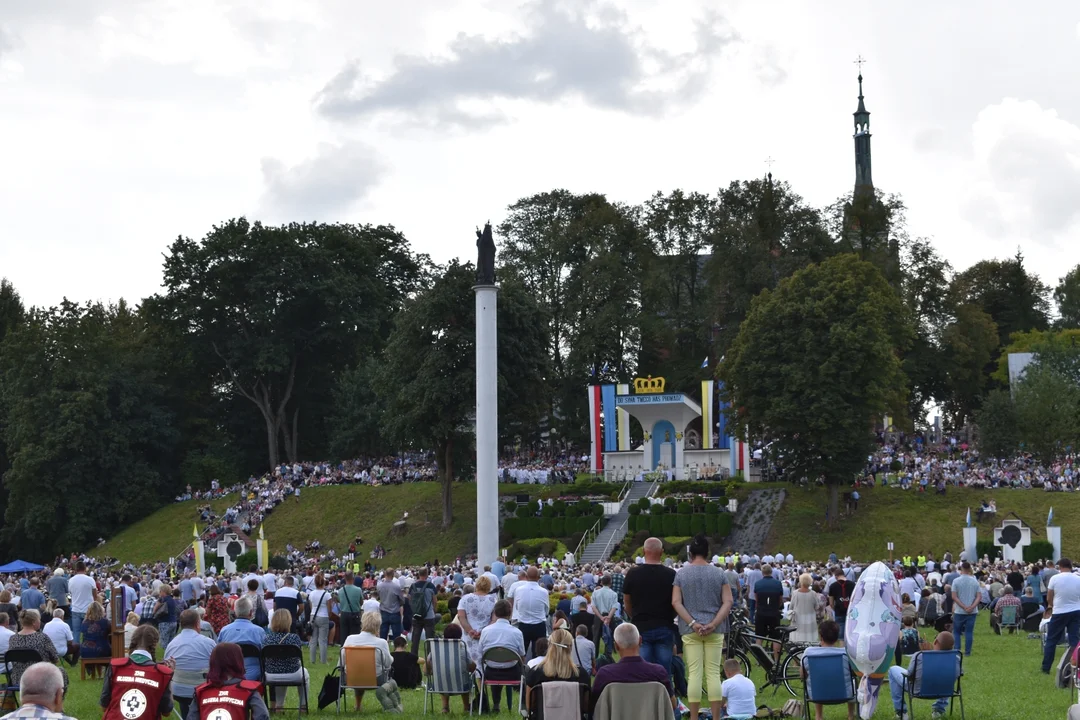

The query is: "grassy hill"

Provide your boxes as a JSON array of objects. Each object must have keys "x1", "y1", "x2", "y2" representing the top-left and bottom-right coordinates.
[
  {"x1": 766, "y1": 483, "x2": 1080, "y2": 561},
  {"x1": 93, "y1": 482, "x2": 555, "y2": 567}
]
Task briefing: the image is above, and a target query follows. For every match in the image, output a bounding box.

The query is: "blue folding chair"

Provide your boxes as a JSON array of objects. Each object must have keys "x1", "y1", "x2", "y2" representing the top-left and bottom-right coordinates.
[
  {"x1": 904, "y1": 650, "x2": 964, "y2": 720},
  {"x1": 801, "y1": 651, "x2": 856, "y2": 720}
]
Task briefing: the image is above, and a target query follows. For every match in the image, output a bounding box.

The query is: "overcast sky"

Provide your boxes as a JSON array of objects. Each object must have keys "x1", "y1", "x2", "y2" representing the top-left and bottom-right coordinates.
[{"x1": 2, "y1": 0, "x2": 1079, "y2": 309}]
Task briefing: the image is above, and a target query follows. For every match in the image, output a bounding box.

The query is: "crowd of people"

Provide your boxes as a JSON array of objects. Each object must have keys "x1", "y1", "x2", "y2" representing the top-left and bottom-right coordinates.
[{"x1": 7, "y1": 531, "x2": 1080, "y2": 720}]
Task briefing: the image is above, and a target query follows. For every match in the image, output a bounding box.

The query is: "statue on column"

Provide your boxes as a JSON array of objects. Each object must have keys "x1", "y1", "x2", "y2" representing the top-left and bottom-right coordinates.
[{"x1": 476, "y1": 222, "x2": 496, "y2": 285}]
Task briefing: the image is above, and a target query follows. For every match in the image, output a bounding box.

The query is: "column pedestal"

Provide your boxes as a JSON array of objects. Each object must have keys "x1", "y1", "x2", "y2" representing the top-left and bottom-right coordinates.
[
  {"x1": 1048, "y1": 526, "x2": 1062, "y2": 563},
  {"x1": 962, "y1": 526, "x2": 977, "y2": 564}
]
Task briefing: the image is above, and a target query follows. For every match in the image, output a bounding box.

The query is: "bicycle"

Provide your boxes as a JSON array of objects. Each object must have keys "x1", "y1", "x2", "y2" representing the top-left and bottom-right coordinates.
[{"x1": 722, "y1": 607, "x2": 812, "y2": 697}]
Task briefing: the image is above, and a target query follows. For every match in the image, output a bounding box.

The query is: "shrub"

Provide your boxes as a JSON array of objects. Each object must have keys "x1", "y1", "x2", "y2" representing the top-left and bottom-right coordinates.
[
  {"x1": 677, "y1": 515, "x2": 692, "y2": 535},
  {"x1": 552, "y1": 500, "x2": 567, "y2": 514},
  {"x1": 637, "y1": 497, "x2": 651, "y2": 511},
  {"x1": 592, "y1": 504, "x2": 604, "y2": 517},
  {"x1": 1025, "y1": 540, "x2": 1055, "y2": 562},
  {"x1": 975, "y1": 539, "x2": 997, "y2": 560},
  {"x1": 650, "y1": 515, "x2": 665, "y2": 535},
  {"x1": 716, "y1": 514, "x2": 733, "y2": 537},
  {"x1": 236, "y1": 549, "x2": 258, "y2": 571},
  {"x1": 704, "y1": 514, "x2": 719, "y2": 534},
  {"x1": 540, "y1": 505, "x2": 555, "y2": 518},
  {"x1": 628, "y1": 505, "x2": 642, "y2": 516},
  {"x1": 663, "y1": 514, "x2": 678, "y2": 535},
  {"x1": 677, "y1": 501, "x2": 693, "y2": 515},
  {"x1": 503, "y1": 501, "x2": 517, "y2": 514},
  {"x1": 690, "y1": 515, "x2": 705, "y2": 535},
  {"x1": 664, "y1": 496, "x2": 678, "y2": 510},
  {"x1": 550, "y1": 518, "x2": 566, "y2": 537},
  {"x1": 268, "y1": 555, "x2": 289, "y2": 571},
  {"x1": 566, "y1": 533, "x2": 584, "y2": 552},
  {"x1": 692, "y1": 496, "x2": 706, "y2": 508},
  {"x1": 650, "y1": 503, "x2": 666, "y2": 515},
  {"x1": 704, "y1": 502, "x2": 720, "y2": 515},
  {"x1": 535, "y1": 518, "x2": 552, "y2": 536},
  {"x1": 436, "y1": 600, "x2": 449, "y2": 615},
  {"x1": 516, "y1": 505, "x2": 532, "y2": 520}
]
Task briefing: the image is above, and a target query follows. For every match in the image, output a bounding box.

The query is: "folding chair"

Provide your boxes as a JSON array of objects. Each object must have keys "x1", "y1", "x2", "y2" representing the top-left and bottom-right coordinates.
[
  {"x1": 904, "y1": 650, "x2": 964, "y2": 720},
  {"x1": 1, "y1": 654, "x2": 17, "y2": 709},
  {"x1": 423, "y1": 638, "x2": 472, "y2": 715},
  {"x1": 524, "y1": 681, "x2": 589, "y2": 720},
  {"x1": 593, "y1": 682, "x2": 671, "y2": 720},
  {"x1": 999, "y1": 605, "x2": 1020, "y2": 635},
  {"x1": 479, "y1": 647, "x2": 523, "y2": 714},
  {"x1": 260, "y1": 645, "x2": 308, "y2": 717},
  {"x1": 169, "y1": 667, "x2": 207, "y2": 720},
  {"x1": 238, "y1": 643, "x2": 265, "y2": 683},
  {"x1": 336, "y1": 645, "x2": 380, "y2": 713},
  {"x1": 801, "y1": 652, "x2": 856, "y2": 720}
]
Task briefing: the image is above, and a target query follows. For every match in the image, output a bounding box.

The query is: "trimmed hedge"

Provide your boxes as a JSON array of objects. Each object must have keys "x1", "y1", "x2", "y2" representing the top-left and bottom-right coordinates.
[
  {"x1": 1025, "y1": 540, "x2": 1055, "y2": 562},
  {"x1": 677, "y1": 514, "x2": 692, "y2": 536},
  {"x1": 690, "y1": 515, "x2": 706, "y2": 535}
]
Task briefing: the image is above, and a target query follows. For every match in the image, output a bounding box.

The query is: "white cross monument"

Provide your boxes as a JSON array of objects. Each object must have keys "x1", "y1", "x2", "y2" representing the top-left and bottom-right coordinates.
[
  {"x1": 216, "y1": 533, "x2": 245, "y2": 575},
  {"x1": 992, "y1": 517, "x2": 1031, "y2": 564}
]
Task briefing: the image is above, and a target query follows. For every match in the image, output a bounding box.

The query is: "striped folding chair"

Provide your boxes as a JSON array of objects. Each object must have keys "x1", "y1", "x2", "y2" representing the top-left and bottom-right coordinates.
[{"x1": 424, "y1": 638, "x2": 472, "y2": 715}]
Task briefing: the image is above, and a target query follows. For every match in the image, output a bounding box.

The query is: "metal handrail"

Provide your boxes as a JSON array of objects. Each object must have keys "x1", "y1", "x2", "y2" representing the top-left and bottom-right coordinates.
[
  {"x1": 598, "y1": 517, "x2": 628, "y2": 561},
  {"x1": 573, "y1": 517, "x2": 603, "y2": 560},
  {"x1": 615, "y1": 476, "x2": 633, "y2": 506}
]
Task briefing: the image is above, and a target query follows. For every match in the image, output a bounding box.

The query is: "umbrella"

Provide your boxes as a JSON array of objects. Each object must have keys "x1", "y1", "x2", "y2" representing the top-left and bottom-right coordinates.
[{"x1": 0, "y1": 560, "x2": 46, "y2": 573}]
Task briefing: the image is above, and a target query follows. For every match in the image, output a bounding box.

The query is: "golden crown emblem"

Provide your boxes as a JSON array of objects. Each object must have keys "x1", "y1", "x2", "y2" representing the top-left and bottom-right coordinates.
[{"x1": 633, "y1": 375, "x2": 665, "y2": 394}]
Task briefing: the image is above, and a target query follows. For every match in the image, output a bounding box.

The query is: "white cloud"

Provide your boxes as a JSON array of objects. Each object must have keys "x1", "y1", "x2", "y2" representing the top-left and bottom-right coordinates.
[
  {"x1": 258, "y1": 142, "x2": 386, "y2": 223},
  {"x1": 965, "y1": 98, "x2": 1080, "y2": 243}
]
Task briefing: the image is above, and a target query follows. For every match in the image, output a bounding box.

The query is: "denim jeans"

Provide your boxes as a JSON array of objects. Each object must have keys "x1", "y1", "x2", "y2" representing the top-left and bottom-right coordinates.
[
  {"x1": 638, "y1": 626, "x2": 674, "y2": 681},
  {"x1": 748, "y1": 599, "x2": 757, "y2": 624},
  {"x1": 835, "y1": 615, "x2": 846, "y2": 641},
  {"x1": 71, "y1": 612, "x2": 86, "y2": 644},
  {"x1": 380, "y1": 611, "x2": 403, "y2": 641},
  {"x1": 953, "y1": 612, "x2": 976, "y2": 655},
  {"x1": 1042, "y1": 610, "x2": 1080, "y2": 672},
  {"x1": 889, "y1": 664, "x2": 946, "y2": 714}
]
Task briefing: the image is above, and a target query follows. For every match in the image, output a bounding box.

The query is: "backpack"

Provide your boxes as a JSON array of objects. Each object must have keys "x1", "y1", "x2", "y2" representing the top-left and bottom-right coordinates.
[
  {"x1": 836, "y1": 581, "x2": 852, "y2": 616},
  {"x1": 252, "y1": 596, "x2": 269, "y2": 627},
  {"x1": 410, "y1": 581, "x2": 433, "y2": 620}
]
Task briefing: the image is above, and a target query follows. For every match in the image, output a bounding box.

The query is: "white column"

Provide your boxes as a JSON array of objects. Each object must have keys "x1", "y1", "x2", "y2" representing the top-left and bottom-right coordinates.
[
  {"x1": 474, "y1": 284, "x2": 500, "y2": 567},
  {"x1": 1047, "y1": 526, "x2": 1062, "y2": 563},
  {"x1": 962, "y1": 526, "x2": 977, "y2": 564}
]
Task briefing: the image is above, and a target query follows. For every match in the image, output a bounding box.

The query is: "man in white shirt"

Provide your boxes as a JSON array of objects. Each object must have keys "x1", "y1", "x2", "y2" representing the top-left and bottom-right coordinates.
[
  {"x1": 1041, "y1": 558, "x2": 1080, "y2": 673},
  {"x1": 511, "y1": 567, "x2": 549, "y2": 658},
  {"x1": 506, "y1": 571, "x2": 528, "y2": 609},
  {"x1": 362, "y1": 593, "x2": 381, "y2": 614},
  {"x1": 191, "y1": 574, "x2": 206, "y2": 603},
  {"x1": 478, "y1": 600, "x2": 526, "y2": 714},
  {"x1": 262, "y1": 572, "x2": 277, "y2": 593},
  {"x1": 67, "y1": 561, "x2": 97, "y2": 643},
  {"x1": 0, "y1": 611, "x2": 13, "y2": 658},
  {"x1": 43, "y1": 609, "x2": 77, "y2": 665}
]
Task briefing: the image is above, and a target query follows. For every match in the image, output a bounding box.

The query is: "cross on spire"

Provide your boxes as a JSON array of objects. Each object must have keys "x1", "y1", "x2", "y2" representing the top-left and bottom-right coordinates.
[
  {"x1": 854, "y1": 55, "x2": 866, "y2": 73},
  {"x1": 765, "y1": 156, "x2": 775, "y2": 171}
]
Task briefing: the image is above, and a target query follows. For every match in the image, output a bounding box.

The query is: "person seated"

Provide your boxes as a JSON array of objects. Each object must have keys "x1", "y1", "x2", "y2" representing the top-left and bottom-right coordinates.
[
  {"x1": 42, "y1": 608, "x2": 79, "y2": 667},
  {"x1": 185, "y1": 643, "x2": 268, "y2": 720},
  {"x1": 389, "y1": 635, "x2": 422, "y2": 690},
  {"x1": 478, "y1": 599, "x2": 526, "y2": 714},
  {"x1": 215, "y1": 597, "x2": 263, "y2": 681},
  {"x1": 800, "y1": 620, "x2": 855, "y2": 720},
  {"x1": 80, "y1": 602, "x2": 113, "y2": 667},
  {"x1": 165, "y1": 610, "x2": 217, "y2": 719},
  {"x1": 720, "y1": 658, "x2": 757, "y2": 720},
  {"x1": 888, "y1": 631, "x2": 959, "y2": 720},
  {"x1": 8, "y1": 663, "x2": 77, "y2": 720},
  {"x1": 573, "y1": 624, "x2": 595, "y2": 676},
  {"x1": 524, "y1": 628, "x2": 589, "y2": 715},
  {"x1": 262, "y1": 609, "x2": 309, "y2": 712},
  {"x1": 100, "y1": 625, "x2": 175, "y2": 720},
  {"x1": 527, "y1": 637, "x2": 549, "y2": 669},
  {"x1": 424, "y1": 624, "x2": 475, "y2": 714},
  {"x1": 340, "y1": 610, "x2": 402, "y2": 713},
  {"x1": 123, "y1": 612, "x2": 140, "y2": 652},
  {"x1": 590, "y1": 623, "x2": 677, "y2": 715},
  {"x1": 1020, "y1": 587, "x2": 1044, "y2": 630},
  {"x1": 895, "y1": 616, "x2": 921, "y2": 665},
  {"x1": 991, "y1": 586, "x2": 1022, "y2": 635},
  {"x1": 900, "y1": 594, "x2": 919, "y2": 623}
]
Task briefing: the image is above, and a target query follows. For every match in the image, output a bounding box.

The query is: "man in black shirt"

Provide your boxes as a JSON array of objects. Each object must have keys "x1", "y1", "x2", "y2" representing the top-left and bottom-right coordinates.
[
  {"x1": 622, "y1": 537, "x2": 677, "y2": 681},
  {"x1": 828, "y1": 568, "x2": 856, "y2": 640},
  {"x1": 754, "y1": 564, "x2": 784, "y2": 662}
]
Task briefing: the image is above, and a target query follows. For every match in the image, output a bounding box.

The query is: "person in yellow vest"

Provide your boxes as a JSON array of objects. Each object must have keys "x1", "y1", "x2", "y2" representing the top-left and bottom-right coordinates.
[
  {"x1": 902, "y1": 556, "x2": 912, "y2": 569},
  {"x1": 917, "y1": 555, "x2": 927, "y2": 569}
]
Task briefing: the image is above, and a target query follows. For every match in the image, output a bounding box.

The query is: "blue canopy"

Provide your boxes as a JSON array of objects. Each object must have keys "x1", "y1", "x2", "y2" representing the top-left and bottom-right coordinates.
[{"x1": 0, "y1": 560, "x2": 46, "y2": 573}]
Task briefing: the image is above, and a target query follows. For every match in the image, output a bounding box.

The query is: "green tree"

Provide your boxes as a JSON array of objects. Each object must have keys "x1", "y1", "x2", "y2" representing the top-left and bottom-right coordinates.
[
  {"x1": 898, "y1": 239, "x2": 953, "y2": 425},
  {"x1": 941, "y1": 304, "x2": 999, "y2": 427},
  {"x1": 375, "y1": 261, "x2": 548, "y2": 528},
  {"x1": 825, "y1": 189, "x2": 907, "y2": 287},
  {"x1": 1054, "y1": 264, "x2": 1080, "y2": 329},
  {"x1": 1014, "y1": 365, "x2": 1080, "y2": 464},
  {"x1": 720, "y1": 254, "x2": 910, "y2": 525},
  {"x1": 974, "y1": 389, "x2": 1019, "y2": 459},
  {"x1": 0, "y1": 301, "x2": 179, "y2": 559},
  {"x1": 149, "y1": 219, "x2": 422, "y2": 470},
  {"x1": 950, "y1": 251, "x2": 1050, "y2": 349},
  {"x1": 708, "y1": 178, "x2": 835, "y2": 355}
]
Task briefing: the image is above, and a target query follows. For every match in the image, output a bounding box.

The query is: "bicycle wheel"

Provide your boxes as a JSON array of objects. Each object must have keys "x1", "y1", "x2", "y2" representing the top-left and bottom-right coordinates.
[{"x1": 780, "y1": 648, "x2": 805, "y2": 698}]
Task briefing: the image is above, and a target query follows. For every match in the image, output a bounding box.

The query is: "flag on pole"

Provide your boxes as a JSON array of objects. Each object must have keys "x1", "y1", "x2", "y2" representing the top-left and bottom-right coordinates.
[
  {"x1": 701, "y1": 356, "x2": 709, "y2": 369},
  {"x1": 965, "y1": 507, "x2": 971, "y2": 528},
  {"x1": 1048, "y1": 507, "x2": 1054, "y2": 526},
  {"x1": 193, "y1": 523, "x2": 199, "y2": 539}
]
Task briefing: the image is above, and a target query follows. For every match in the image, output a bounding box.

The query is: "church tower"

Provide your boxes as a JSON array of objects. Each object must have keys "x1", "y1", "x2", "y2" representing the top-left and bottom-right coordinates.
[{"x1": 853, "y1": 62, "x2": 873, "y2": 195}]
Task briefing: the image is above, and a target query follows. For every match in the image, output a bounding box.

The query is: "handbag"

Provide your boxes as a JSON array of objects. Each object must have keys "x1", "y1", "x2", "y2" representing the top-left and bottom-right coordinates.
[
  {"x1": 317, "y1": 668, "x2": 340, "y2": 710},
  {"x1": 781, "y1": 699, "x2": 804, "y2": 717},
  {"x1": 305, "y1": 591, "x2": 326, "y2": 636}
]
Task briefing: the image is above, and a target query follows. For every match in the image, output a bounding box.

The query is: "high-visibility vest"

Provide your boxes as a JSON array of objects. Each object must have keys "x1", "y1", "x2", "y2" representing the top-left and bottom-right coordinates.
[
  {"x1": 102, "y1": 658, "x2": 173, "y2": 720},
  {"x1": 902, "y1": 556, "x2": 912, "y2": 566},
  {"x1": 917, "y1": 555, "x2": 926, "y2": 567}
]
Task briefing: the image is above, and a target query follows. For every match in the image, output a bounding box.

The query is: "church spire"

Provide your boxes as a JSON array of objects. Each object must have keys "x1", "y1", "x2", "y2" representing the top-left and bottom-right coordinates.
[{"x1": 852, "y1": 56, "x2": 873, "y2": 195}]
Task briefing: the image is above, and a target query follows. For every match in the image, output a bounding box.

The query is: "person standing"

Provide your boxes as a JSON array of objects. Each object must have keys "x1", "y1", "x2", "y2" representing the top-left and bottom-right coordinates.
[
  {"x1": 621, "y1": 537, "x2": 677, "y2": 681},
  {"x1": 509, "y1": 568, "x2": 549, "y2": 658},
  {"x1": 827, "y1": 568, "x2": 855, "y2": 640},
  {"x1": 950, "y1": 561, "x2": 980, "y2": 657},
  {"x1": 790, "y1": 573, "x2": 821, "y2": 644},
  {"x1": 1041, "y1": 558, "x2": 1080, "y2": 674},
  {"x1": 68, "y1": 562, "x2": 97, "y2": 644},
  {"x1": 337, "y1": 572, "x2": 364, "y2": 640},
  {"x1": 377, "y1": 569, "x2": 405, "y2": 641},
  {"x1": 45, "y1": 570, "x2": 70, "y2": 624},
  {"x1": 407, "y1": 568, "x2": 438, "y2": 656}
]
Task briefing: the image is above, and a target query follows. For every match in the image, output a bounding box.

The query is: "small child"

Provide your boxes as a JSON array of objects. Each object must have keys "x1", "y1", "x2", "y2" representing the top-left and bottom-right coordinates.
[
  {"x1": 721, "y1": 658, "x2": 757, "y2": 720},
  {"x1": 899, "y1": 615, "x2": 921, "y2": 656}
]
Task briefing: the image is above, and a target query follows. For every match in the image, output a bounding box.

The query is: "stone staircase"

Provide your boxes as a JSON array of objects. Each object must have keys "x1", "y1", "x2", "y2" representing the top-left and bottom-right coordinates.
[
  {"x1": 578, "y1": 481, "x2": 657, "y2": 564},
  {"x1": 725, "y1": 487, "x2": 786, "y2": 553}
]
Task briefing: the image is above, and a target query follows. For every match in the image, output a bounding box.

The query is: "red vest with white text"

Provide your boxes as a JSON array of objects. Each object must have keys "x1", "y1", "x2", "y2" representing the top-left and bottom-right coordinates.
[
  {"x1": 193, "y1": 680, "x2": 263, "y2": 720},
  {"x1": 103, "y1": 658, "x2": 174, "y2": 720}
]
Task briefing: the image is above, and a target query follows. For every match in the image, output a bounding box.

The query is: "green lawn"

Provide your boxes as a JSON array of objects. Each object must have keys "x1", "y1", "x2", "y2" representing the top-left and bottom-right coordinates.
[
  {"x1": 767, "y1": 483, "x2": 1080, "y2": 561},
  {"x1": 54, "y1": 617, "x2": 1073, "y2": 719},
  {"x1": 93, "y1": 482, "x2": 563, "y2": 568}
]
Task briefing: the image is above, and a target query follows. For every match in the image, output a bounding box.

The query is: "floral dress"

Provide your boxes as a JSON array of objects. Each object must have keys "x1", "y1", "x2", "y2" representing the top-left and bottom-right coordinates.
[
  {"x1": 458, "y1": 592, "x2": 497, "y2": 664},
  {"x1": 206, "y1": 594, "x2": 231, "y2": 635}
]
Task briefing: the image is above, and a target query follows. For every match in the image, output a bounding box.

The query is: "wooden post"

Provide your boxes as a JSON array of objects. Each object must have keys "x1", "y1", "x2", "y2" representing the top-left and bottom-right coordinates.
[{"x1": 110, "y1": 592, "x2": 126, "y2": 658}]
